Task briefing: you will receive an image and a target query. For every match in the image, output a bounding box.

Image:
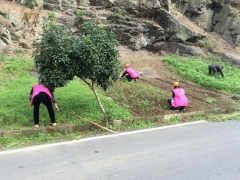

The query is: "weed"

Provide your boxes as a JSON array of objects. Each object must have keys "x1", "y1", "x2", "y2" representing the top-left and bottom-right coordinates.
[
  {"x1": 43, "y1": 3, "x2": 50, "y2": 10},
  {"x1": 24, "y1": 0, "x2": 37, "y2": 9},
  {"x1": 206, "y1": 97, "x2": 217, "y2": 103},
  {"x1": 192, "y1": 115, "x2": 202, "y2": 120},
  {"x1": 121, "y1": 77, "x2": 128, "y2": 82},
  {"x1": 77, "y1": 10, "x2": 84, "y2": 17},
  {"x1": 198, "y1": 41, "x2": 206, "y2": 47},
  {"x1": 163, "y1": 105, "x2": 171, "y2": 110},
  {"x1": 0, "y1": 11, "x2": 8, "y2": 19},
  {"x1": 208, "y1": 45, "x2": 214, "y2": 52},
  {"x1": 113, "y1": 9, "x2": 126, "y2": 18},
  {"x1": 0, "y1": 131, "x2": 83, "y2": 150},
  {"x1": 232, "y1": 8, "x2": 239, "y2": 17},
  {"x1": 13, "y1": 48, "x2": 28, "y2": 54},
  {"x1": 169, "y1": 116, "x2": 179, "y2": 124}
]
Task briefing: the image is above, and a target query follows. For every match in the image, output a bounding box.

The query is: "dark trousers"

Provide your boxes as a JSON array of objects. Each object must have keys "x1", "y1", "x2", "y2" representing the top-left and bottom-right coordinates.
[
  {"x1": 167, "y1": 99, "x2": 185, "y2": 110},
  {"x1": 33, "y1": 92, "x2": 55, "y2": 125},
  {"x1": 208, "y1": 64, "x2": 218, "y2": 77},
  {"x1": 126, "y1": 75, "x2": 138, "y2": 82}
]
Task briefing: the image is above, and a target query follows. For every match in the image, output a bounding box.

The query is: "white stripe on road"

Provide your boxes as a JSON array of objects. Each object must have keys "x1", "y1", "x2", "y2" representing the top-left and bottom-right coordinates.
[{"x1": 0, "y1": 120, "x2": 206, "y2": 155}]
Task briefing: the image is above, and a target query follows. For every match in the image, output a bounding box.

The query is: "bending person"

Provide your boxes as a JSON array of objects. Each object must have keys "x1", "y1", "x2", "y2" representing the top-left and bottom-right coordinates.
[
  {"x1": 167, "y1": 82, "x2": 188, "y2": 112},
  {"x1": 30, "y1": 84, "x2": 59, "y2": 128},
  {"x1": 208, "y1": 64, "x2": 224, "y2": 77},
  {"x1": 120, "y1": 63, "x2": 139, "y2": 82}
]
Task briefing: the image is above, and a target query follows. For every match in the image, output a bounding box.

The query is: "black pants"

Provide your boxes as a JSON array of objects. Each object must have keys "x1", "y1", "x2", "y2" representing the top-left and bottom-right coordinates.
[
  {"x1": 208, "y1": 64, "x2": 218, "y2": 77},
  {"x1": 167, "y1": 99, "x2": 185, "y2": 110},
  {"x1": 33, "y1": 92, "x2": 55, "y2": 125},
  {"x1": 126, "y1": 75, "x2": 138, "y2": 82}
]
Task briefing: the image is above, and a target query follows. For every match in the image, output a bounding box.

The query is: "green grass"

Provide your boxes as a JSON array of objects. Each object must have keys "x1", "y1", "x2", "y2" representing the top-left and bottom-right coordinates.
[
  {"x1": 0, "y1": 131, "x2": 82, "y2": 150},
  {"x1": 0, "y1": 55, "x2": 132, "y2": 130},
  {"x1": 163, "y1": 55, "x2": 240, "y2": 94},
  {"x1": 206, "y1": 97, "x2": 217, "y2": 103}
]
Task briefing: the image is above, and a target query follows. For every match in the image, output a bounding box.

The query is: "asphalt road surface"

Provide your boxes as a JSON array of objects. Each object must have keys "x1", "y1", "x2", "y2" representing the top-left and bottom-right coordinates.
[{"x1": 1, "y1": 121, "x2": 240, "y2": 180}]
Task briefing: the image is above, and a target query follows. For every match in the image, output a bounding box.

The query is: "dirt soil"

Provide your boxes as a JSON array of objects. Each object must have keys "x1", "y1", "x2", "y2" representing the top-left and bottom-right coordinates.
[{"x1": 118, "y1": 46, "x2": 237, "y2": 116}]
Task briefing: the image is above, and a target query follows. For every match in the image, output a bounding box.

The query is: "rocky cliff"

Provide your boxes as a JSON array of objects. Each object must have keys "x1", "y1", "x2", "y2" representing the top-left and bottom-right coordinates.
[{"x1": 1, "y1": 0, "x2": 240, "y2": 62}]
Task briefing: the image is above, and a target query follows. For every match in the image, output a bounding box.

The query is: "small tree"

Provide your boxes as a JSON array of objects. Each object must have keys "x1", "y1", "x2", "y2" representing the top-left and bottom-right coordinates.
[
  {"x1": 33, "y1": 15, "x2": 122, "y2": 125},
  {"x1": 33, "y1": 13, "x2": 79, "y2": 91},
  {"x1": 75, "y1": 22, "x2": 123, "y2": 125}
]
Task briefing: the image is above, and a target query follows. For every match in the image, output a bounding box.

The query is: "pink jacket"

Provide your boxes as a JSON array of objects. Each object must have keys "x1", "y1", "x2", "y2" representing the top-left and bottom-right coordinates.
[
  {"x1": 172, "y1": 88, "x2": 188, "y2": 107},
  {"x1": 126, "y1": 67, "x2": 139, "y2": 78},
  {"x1": 30, "y1": 84, "x2": 52, "y2": 109}
]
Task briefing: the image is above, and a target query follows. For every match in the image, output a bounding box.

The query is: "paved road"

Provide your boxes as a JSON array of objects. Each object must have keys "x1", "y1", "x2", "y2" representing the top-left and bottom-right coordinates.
[{"x1": 1, "y1": 121, "x2": 240, "y2": 180}]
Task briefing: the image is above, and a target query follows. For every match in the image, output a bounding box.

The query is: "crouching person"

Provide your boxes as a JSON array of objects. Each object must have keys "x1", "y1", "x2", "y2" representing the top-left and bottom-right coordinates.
[
  {"x1": 120, "y1": 63, "x2": 139, "y2": 82},
  {"x1": 167, "y1": 82, "x2": 188, "y2": 112},
  {"x1": 30, "y1": 84, "x2": 59, "y2": 128}
]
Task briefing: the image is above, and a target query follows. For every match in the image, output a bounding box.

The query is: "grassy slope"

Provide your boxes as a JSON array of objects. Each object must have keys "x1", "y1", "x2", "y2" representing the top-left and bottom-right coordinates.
[
  {"x1": 0, "y1": 55, "x2": 132, "y2": 130},
  {"x1": 163, "y1": 55, "x2": 240, "y2": 94}
]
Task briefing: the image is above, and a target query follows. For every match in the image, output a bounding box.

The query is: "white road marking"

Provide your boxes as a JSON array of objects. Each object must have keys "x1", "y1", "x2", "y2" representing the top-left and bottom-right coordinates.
[{"x1": 0, "y1": 120, "x2": 206, "y2": 155}]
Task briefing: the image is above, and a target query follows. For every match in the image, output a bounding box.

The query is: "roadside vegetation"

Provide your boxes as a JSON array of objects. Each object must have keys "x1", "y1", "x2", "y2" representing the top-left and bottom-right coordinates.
[
  {"x1": 0, "y1": 55, "x2": 132, "y2": 131},
  {"x1": 163, "y1": 55, "x2": 240, "y2": 94},
  {"x1": 100, "y1": 79, "x2": 169, "y2": 116},
  {"x1": 2, "y1": 111, "x2": 240, "y2": 150}
]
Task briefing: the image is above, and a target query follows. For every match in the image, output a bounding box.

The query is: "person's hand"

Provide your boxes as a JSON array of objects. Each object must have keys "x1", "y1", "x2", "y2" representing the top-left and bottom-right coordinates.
[{"x1": 55, "y1": 104, "x2": 59, "y2": 111}]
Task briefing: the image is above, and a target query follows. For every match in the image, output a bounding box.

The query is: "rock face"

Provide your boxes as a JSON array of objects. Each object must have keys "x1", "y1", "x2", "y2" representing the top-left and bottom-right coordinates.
[
  {"x1": 0, "y1": 21, "x2": 14, "y2": 53},
  {"x1": 213, "y1": 5, "x2": 240, "y2": 46},
  {"x1": 168, "y1": 42, "x2": 205, "y2": 57},
  {"x1": 221, "y1": 53, "x2": 240, "y2": 67},
  {"x1": 167, "y1": 0, "x2": 240, "y2": 47},
  {"x1": 74, "y1": 0, "x2": 206, "y2": 54},
  {"x1": 1, "y1": 0, "x2": 240, "y2": 58}
]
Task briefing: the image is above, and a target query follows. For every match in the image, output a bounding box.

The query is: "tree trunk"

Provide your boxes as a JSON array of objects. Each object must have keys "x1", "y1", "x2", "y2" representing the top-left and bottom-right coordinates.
[{"x1": 82, "y1": 79, "x2": 109, "y2": 125}]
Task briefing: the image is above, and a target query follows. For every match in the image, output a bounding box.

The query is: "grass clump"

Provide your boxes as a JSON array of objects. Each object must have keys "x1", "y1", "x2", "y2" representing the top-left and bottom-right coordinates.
[
  {"x1": 163, "y1": 55, "x2": 240, "y2": 94},
  {"x1": 77, "y1": 10, "x2": 84, "y2": 17},
  {"x1": 206, "y1": 97, "x2": 217, "y2": 103},
  {"x1": 113, "y1": 9, "x2": 126, "y2": 18},
  {"x1": 0, "y1": 132, "x2": 82, "y2": 150}
]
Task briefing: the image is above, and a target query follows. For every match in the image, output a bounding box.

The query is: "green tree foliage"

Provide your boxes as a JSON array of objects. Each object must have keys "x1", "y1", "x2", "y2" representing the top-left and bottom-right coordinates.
[
  {"x1": 76, "y1": 22, "x2": 122, "y2": 91},
  {"x1": 32, "y1": 14, "x2": 122, "y2": 124},
  {"x1": 33, "y1": 13, "x2": 79, "y2": 91}
]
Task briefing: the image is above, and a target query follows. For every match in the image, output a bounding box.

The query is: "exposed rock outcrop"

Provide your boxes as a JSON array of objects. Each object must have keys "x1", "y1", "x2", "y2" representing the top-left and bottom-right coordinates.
[
  {"x1": 2, "y1": 0, "x2": 240, "y2": 58},
  {"x1": 221, "y1": 53, "x2": 240, "y2": 67}
]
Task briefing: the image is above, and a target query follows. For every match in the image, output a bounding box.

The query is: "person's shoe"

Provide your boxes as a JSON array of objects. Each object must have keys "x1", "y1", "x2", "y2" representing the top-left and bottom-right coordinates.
[
  {"x1": 52, "y1": 123, "x2": 57, "y2": 127},
  {"x1": 34, "y1": 125, "x2": 39, "y2": 128},
  {"x1": 172, "y1": 109, "x2": 179, "y2": 112}
]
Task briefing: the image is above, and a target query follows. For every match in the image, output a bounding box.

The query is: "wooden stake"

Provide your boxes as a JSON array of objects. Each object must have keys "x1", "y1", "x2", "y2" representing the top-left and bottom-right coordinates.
[
  {"x1": 222, "y1": 113, "x2": 240, "y2": 119},
  {"x1": 69, "y1": 112, "x2": 117, "y2": 134}
]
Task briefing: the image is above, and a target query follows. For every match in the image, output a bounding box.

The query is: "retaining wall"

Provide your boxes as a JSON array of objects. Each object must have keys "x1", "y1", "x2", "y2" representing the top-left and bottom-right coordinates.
[{"x1": 0, "y1": 109, "x2": 225, "y2": 137}]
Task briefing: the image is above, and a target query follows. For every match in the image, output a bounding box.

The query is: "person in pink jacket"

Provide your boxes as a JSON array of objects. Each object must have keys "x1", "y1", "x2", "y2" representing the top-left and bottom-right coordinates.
[
  {"x1": 120, "y1": 63, "x2": 139, "y2": 82},
  {"x1": 29, "y1": 84, "x2": 59, "y2": 128},
  {"x1": 167, "y1": 82, "x2": 188, "y2": 112}
]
